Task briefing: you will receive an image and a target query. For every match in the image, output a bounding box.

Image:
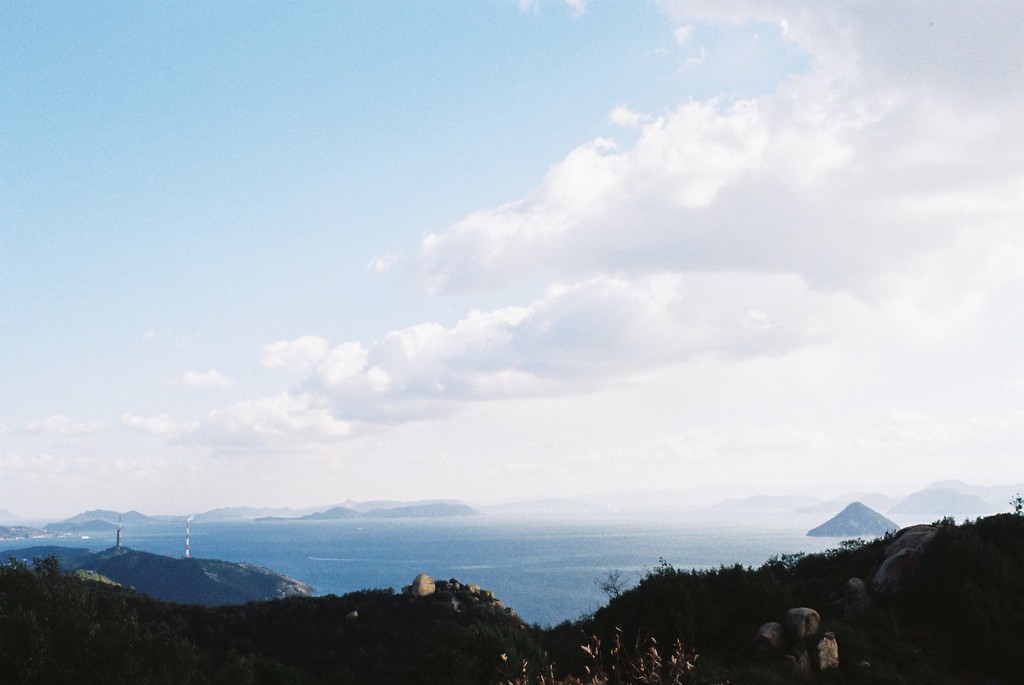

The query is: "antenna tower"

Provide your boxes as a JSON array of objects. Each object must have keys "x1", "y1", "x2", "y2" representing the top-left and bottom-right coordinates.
[
  {"x1": 116, "y1": 516, "x2": 122, "y2": 550},
  {"x1": 185, "y1": 516, "x2": 192, "y2": 559}
]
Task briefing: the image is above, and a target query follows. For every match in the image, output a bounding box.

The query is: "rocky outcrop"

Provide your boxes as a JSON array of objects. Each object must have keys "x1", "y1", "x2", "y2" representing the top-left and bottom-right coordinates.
[
  {"x1": 401, "y1": 574, "x2": 514, "y2": 616},
  {"x1": 751, "y1": 621, "x2": 784, "y2": 656},
  {"x1": 403, "y1": 573, "x2": 436, "y2": 597},
  {"x1": 814, "y1": 632, "x2": 839, "y2": 671},
  {"x1": 786, "y1": 607, "x2": 821, "y2": 641},
  {"x1": 885, "y1": 524, "x2": 939, "y2": 557},
  {"x1": 872, "y1": 524, "x2": 938, "y2": 594},
  {"x1": 754, "y1": 606, "x2": 838, "y2": 678}
]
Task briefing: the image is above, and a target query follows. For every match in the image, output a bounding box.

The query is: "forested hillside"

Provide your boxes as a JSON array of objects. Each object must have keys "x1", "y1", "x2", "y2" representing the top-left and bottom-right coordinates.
[{"x1": 1, "y1": 513, "x2": 1022, "y2": 684}]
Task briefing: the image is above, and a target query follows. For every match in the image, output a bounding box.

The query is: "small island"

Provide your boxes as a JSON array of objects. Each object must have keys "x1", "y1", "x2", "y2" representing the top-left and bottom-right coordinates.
[{"x1": 806, "y1": 501, "x2": 899, "y2": 537}]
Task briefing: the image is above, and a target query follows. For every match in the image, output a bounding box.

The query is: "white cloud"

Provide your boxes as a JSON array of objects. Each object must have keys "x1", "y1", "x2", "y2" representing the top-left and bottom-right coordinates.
[
  {"x1": 660, "y1": 1, "x2": 1024, "y2": 104},
  {"x1": 255, "y1": 271, "x2": 865, "y2": 430},
  {"x1": 17, "y1": 2, "x2": 1018, "y2": 507},
  {"x1": 317, "y1": 342, "x2": 372, "y2": 387},
  {"x1": 416, "y1": 4, "x2": 1022, "y2": 311},
  {"x1": 187, "y1": 393, "x2": 352, "y2": 453},
  {"x1": 261, "y1": 336, "x2": 331, "y2": 372},
  {"x1": 367, "y1": 253, "x2": 400, "y2": 273},
  {"x1": 419, "y1": 99, "x2": 777, "y2": 292},
  {"x1": 609, "y1": 104, "x2": 649, "y2": 128},
  {"x1": 23, "y1": 415, "x2": 105, "y2": 435},
  {"x1": 121, "y1": 414, "x2": 197, "y2": 438},
  {"x1": 179, "y1": 369, "x2": 235, "y2": 387},
  {"x1": 0, "y1": 452, "x2": 66, "y2": 475}
]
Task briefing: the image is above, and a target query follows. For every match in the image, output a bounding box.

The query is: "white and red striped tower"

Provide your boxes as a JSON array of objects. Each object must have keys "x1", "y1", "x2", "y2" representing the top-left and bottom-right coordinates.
[{"x1": 185, "y1": 516, "x2": 192, "y2": 559}]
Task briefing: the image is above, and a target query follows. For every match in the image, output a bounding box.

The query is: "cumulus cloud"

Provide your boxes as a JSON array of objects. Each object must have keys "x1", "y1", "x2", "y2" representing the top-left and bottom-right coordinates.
[
  {"x1": 0, "y1": 452, "x2": 66, "y2": 475},
  {"x1": 609, "y1": 104, "x2": 649, "y2": 128},
  {"x1": 179, "y1": 369, "x2": 235, "y2": 387},
  {"x1": 419, "y1": 99, "x2": 778, "y2": 292},
  {"x1": 97, "y1": 2, "x2": 1024, "y2": 490},
  {"x1": 261, "y1": 336, "x2": 331, "y2": 372},
  {"x1": 256, "y1": 270, "x2": 865, "y2": 426},
  {"x1": 121, "y1": 414, "x2": 197, "y2": 438},
  {"x1": 23, "y1": 415, "x2": 105, "y2": 435},
  {"x1": 186, "y1": 392, "x2": 352, "y2": 453},
  {"x1": 416, "y1": 3, "x2": 1022, "y2": 309}
]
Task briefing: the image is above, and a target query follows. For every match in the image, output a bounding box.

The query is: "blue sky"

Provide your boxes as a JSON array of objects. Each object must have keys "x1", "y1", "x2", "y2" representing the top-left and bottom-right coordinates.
[{"x1": 2, "y1": 1, "x2": 1022, "y2": 518}]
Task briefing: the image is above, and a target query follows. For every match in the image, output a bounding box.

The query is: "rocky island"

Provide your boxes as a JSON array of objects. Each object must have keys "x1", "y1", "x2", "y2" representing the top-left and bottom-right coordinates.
[{"x1": 806, "y1": 501, "x2": 899, "y2": 537}]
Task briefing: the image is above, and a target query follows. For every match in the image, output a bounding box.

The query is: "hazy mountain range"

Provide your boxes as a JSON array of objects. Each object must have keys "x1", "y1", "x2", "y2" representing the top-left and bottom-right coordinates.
[
  {"x1": 4, "y1": 481, "x2": 1021, "y2": 528},
  {"x1": 704, "y1": 481, "x2": 1022, "y2": 520},
  {"x1": 480, "y1": 480, "x2": 1022, "y2": 520},
  {"x1": 35, "y1": 500, "x2": 480, "y2": 532}
]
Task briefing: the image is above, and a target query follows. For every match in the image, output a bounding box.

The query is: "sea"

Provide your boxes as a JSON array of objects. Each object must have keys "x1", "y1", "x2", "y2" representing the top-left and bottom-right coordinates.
[{"x1": 2, "y1": 512, "x2": 851, "y2": 626}]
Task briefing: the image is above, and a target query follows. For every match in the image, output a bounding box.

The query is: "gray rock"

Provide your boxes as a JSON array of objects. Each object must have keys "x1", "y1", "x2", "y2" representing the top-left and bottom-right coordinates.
[
  {"x1": 409, "y1": 573, "x2": 436, "y2": 597},
  {"x1": 751, "y1": 621, "x2": 785, "y2": 656},
  {"x1": 885, "y1": 525, "x2": 938, "y2": 557},
  {"x1": 345, "y1": 610, "x2": 358, "y2": 622},
  {"x1": 786, "y1": 607, "x2": 821, "y2": 642},
  {"x1": 872, "y1": 525, "x2": 939, "y2": 595},
  {"x1": 842, "y1": 577, "x2": 874, "y2": 618},
  {"x1": 873, "y1": 548, "x2": 923, "y2": 594},
  {"x1": 814, "y1": 632, "x2": 839, "y2": 671}
]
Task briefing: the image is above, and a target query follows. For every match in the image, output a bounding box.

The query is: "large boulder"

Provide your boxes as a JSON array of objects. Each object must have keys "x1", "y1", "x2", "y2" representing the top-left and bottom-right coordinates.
[
  {"x1": 786, "y1": 607, "x2": 821, "y2": 642},
  {"x1": 751, "y1": 621, "x2": 785, "y2": 656},
  {"x1": 872, "y1": 525, "x2": 939, "y2": 595},
  {"x1": 885, "y1": 524, "x2": 938, "y2": 557},
  {"x1": 404, "y1": 573, "x2": 436, "y2": 598}
]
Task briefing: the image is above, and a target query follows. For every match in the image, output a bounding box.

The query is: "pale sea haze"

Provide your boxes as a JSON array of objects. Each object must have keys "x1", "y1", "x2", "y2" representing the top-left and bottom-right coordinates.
[{"x1": 2, "y1": 513, "x2": 875, "y2": 626}]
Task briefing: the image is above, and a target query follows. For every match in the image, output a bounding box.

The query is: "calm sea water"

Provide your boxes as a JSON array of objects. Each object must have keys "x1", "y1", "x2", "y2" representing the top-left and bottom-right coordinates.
[{"x1": 4, "y1": 513, "x2": 843, "y2": 626}]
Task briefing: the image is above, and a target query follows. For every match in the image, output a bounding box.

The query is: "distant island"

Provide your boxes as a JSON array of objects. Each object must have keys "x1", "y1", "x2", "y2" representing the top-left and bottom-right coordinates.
[
  {"x1": 27, "y1": 500, "x2": 481, "y2": 534},
  {"x1": 806, "y1": 501, "x2": 899, "y2": 537},
  {"x1": 257, "y1": 500, "x2": 480, "y2": 521},
  {"x1": 2, "y1": 480, "x2": 1019, "y2": 533},
  {"x1": 0, "y1": 525, "x2": 48, "y2": 541}
]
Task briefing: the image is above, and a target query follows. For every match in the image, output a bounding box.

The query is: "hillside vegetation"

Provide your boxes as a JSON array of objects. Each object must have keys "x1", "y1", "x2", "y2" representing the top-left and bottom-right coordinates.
[{"x1": 1, "y1": 513, "x2": 1022, "y2": 684}]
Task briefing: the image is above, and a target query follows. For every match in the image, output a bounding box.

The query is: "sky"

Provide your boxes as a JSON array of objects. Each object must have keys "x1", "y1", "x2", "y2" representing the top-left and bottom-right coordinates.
[{"x1": 2, "y1": 1, "x2": 1023, "y2": 519}]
